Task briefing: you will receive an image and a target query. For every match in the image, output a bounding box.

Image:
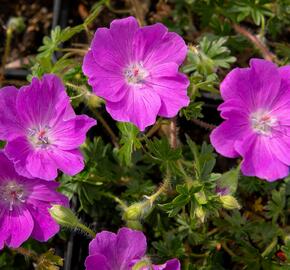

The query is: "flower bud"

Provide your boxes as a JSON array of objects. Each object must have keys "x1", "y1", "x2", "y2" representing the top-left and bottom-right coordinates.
[
  {"x1": 220, "y1": 195, "x2": 241, "y2": 210},
  {"x1": 7, "y1": 17, "x2": 25, "y2": 33},
  {"x1": 49, "y1": 205, "x2": 80, "y2": 228},
  {"x1": 195, "y1": 206, "x2": 206, "y2": 223},
  {"x1": 132, "y1": 258, "x2": 151, "y2": 270},
  {"x1": 123, "y1": 202, "x2": 144, "y2": 220}
]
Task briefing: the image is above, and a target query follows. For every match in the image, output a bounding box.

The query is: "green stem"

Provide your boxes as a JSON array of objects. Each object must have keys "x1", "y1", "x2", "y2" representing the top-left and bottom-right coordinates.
[
  {"x1": 130, "y1": 0, "x2": 145, "y2": 25},
  {"x1": 177, "y1": 160, "x2": 192, "y2": 184},
  {"x1": 222, "y1": 242, "x2": 237, "y2": 257},
  {"x1": 140, "y1": 119, "x2": 163, "y2": 141},
  {"x1": 12, "y1": 247, "x2": 38, "y2": 261},
  {"x1": 262, "y1": 237, "x2": 277, "y2": 257},
  {"x1": 77, "y1": 223, "x2": 96, "y2": 238},
  {"x1": 99, "y1": 191, "x2": 128, "y2": 210},
  {"x1": 146, "y1": 171, "x2": 171, "y2": 205},
  {"x1": 0, "y1": 27, "x2": 13, "y2": 83},
  {"x1": 92, "y1": 111, "x2": 119, "y2": 147}
]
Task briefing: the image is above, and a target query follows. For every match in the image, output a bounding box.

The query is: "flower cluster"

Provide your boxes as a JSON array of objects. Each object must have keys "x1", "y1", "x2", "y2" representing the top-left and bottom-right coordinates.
[
  {"x1": 0, "y1": 74, "x2": 96, "y2": 249},
  {"x1": 0, "y1": 74, "x2": 96, "y2": 181},
  {"x1": 0, "y1": 15, "x2": 188, "y2": 268},
  {"x1": 85, "y1": 227, "x2": 180, "y2": 270},
  {"x1": 83, "y1": 16, "x2": 189, "y2": 131},
  {"x1": 210, "y1": 59, "x2": 290, "y2": 181}
]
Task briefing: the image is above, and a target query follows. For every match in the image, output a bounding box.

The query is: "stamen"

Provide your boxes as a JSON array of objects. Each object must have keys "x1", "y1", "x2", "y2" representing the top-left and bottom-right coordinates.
[
  {"x1": 0, "y1": 181, "x2": 26, "y2": 211},
  {"x1": 251, "y1": 110, "x2": 278, "y2": 136},
  {"x1": 27, "y1": 126, "x2": 51, "y2": 148},
  {"x1": 124, "y1": 63, "x2": 149, "y2": 85}
]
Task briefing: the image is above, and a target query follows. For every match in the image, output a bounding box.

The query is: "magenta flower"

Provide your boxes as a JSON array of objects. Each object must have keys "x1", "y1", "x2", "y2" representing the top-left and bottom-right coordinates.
[
  {"x1": 0, "y1": 74, "x2": 96, "y2": 181},
  {"x1": 85, "y1": 227, "x2": 180, "y2": 270},
  {"x1": 210, "y1": 59, "x2": 290, "y2": 181},
  {"x1": 0, "y1": 151, "x2": 68, "y2": 249},
  {"x1": 83, "y1": 16, "x2": 189, "y2": 131}
]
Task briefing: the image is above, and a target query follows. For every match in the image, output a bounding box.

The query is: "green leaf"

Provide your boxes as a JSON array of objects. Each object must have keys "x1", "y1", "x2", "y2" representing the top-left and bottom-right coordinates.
[
  {"x1": 186, "y1": 136, "x2": 216, "y2": 181},
  {"x1": 117, "y1": 122, "x2": 141, "y2": 166},
  {"x1": 266, "y1": 186, "x2": 286, "y2": 223},
  {"x1": 184, "y1": 36, "x2": 236, "y2": 76},
  {"x1": 216, "y1": 166, "x2": 240, "y2": 194},
  {"x1": 146, "y1": 137, "x2": 182, "y2": 174}
]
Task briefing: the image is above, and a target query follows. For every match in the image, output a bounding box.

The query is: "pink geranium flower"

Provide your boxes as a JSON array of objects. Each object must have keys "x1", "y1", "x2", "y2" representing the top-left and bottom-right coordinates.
[
  {"x1": 210, "y1": 59, "x2": 290, "y2": 181},
  {"x1": 0, "y1": 74, "x2": 96, "y2": 181},
  {"x1": 85, "y1": 227, "x2": 180, "y2": 270},
  {"x1": 83, "y1": 16, "x2": 189, "y2": 131},
  {"x1": 0, "y1": 151, "x2": 68, "y2": 249}
]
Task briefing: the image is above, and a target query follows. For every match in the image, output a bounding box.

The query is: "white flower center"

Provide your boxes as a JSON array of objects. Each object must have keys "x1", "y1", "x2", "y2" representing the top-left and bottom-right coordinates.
[
  {"x1": 124, "y1": 63, "x2": 149, "y2": 85},
  {"x1": 251, "y1": 110, "x2": 277, "y2": 136},
  {"x1": 28, "y1": 125, "x2": 51, "y2": 148},
  {"x1": 0, "y1": 181, "x2": 26, "y2": 211}
]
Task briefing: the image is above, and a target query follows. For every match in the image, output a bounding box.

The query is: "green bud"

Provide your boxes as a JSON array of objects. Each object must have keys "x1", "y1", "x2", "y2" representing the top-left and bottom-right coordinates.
[
  {"x1": 220, "y1": 195, "x2": 241, "y2": 210},
  {"x1": 195, "y1": 190, "x2": 207, "y2": 205},
  {"x1": 123, "y1": 201, "x2": 152, "y2": 222},
  {"x1": 123, "y1": 202, "x2": 144, "y2": 220},
  {"x1": 86, "y1": 93, "x2": 103, "y2": 109},
  {"x1": 126, "y1": 219, "x2": 143, "y2": 230},
  {"x1": 195, "y1": 206, "x2": 206, "y2": 223},
  {"x1": 132, "y1": 258, "x2": 151, "y2": 270},
  {"x1": 49, "y1": 205, "x2": 80, "y2": 228},
  {"x1": 7, "y1": 17, "x2": 25, "y2": 33}
]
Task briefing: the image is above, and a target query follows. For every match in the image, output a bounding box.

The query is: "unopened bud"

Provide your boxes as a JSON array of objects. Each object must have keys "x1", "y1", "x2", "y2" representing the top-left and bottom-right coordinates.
[
  {"x1": 220, "y1": 195, "x2": 241, "y2": 210},
  {"x1": 195, "y1": 206, "x2": 206, "y2": 223},
  {"x1": 123, "y1": 201, "x2": 152, "y2": 222},
  {"x1": 7, "y1": 17, "x2": 25, "y2": 33},
  {"x1": 49, "y1": 205, "x2": 80, "y2": 228},
  {"x1": 123, "y1": 202, "x2": 144, "y2": 220}
]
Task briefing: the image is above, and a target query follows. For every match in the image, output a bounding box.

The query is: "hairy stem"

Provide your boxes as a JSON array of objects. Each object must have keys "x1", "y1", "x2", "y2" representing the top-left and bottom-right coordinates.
[
  {"x1": 191, "y1": 118, "x2": 216, "y2": 130},
  {"x1": 12, "y1": 247, "x2": 38, "y2": 261},
  {"x1": 146, "y1": 171, "x2": 171, "y2": 205},
  {"x1": 77, "y1": 223, "x2": 96, "y2": 238},
  {"x1": 130, "y1": 0, "x2": 145, "y2": 25},
  {"x1": 233, "y1": 23, "x2": 277, "y2": 62},
  {"x1": 99, "y1": 191, "x2": 128, "y2": 210},
  {"x1": 93, "y1": 111, "x2": 119, "y2": 147},
  {"x1": 169, "y1": 117, "x2": 178, "y2": 149},
  {"x1": 0, "y1": 27, "x2": 13, "y2": 84}
]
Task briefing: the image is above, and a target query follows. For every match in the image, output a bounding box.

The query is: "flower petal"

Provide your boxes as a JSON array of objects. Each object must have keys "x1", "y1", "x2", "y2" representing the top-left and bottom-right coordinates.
[
  {"x1": 27, "y1": 202, "x2": 60, "y2": 242},
  {"x1": 0, "y1": 208, "x2": 10, "y2": 249},
  {"x1": 0, "y1": 86, "x2": 23, "y2": 140},
  {"x1": 106, "y1": 85, "x2": 161, "y2": 131},
  {"x1": 52, "y1": 115, "x2": 96, "y2": 150},
  {"x1": 147, "y1": 62, "x2": 189, "y2": 117},
  {"x1": 85, "y1": 254, "x2": 110, "y2": 270},
  {"x1": 116, "y1": 227, "x2": 147, "y2": 269},
  {"x1": 152, "y1": 259, "x2": 181, "y2": 270},
  {"x1": 16, "y1": 74, "x2": 69, "y2": 128},
  {"x1": 0, "y1": 151, "x2": 22, "y2": 180},
  {"x1": 135, "y1": 23, "x2": 187, "y2": 66},
  {"x1": 235, "y1": 135, "x2": 289, "y2": 181},
  {"x1": 50, "y1": 148, "x2": 84, "y2": 176},
  {"x1": 26, "y1": 150, "x2": 58, "y2": 180},
  {"x1": 83, "y1": 50, "x2": 126, "y2": 102},
  {"x1": 89, "y1": 231, "x2": 117, "y2": 258},
  {"x1": 220, "y1": 59, "x2": 281, "y2": 110},
  {"x1": 210, "y1": 111, "x2": 250, "y2": 158},
  {"x1": 6, "y1": 206, "x2": 34, "y2": 248},
  {"x1": 5, "y1": 137, "x2": 34, "y2": 178}
]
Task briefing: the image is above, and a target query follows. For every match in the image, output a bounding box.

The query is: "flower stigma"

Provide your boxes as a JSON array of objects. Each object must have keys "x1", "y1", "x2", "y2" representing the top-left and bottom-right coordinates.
[
  {"x1": 124, "y1": 63, "x2": 149, "y2": 85},
  {"x1": 0, "y1": 181, "x2": 25, "y2": 211},
  {"x1": 251, "y1": 110, "x2": 278, "y2": 136}
]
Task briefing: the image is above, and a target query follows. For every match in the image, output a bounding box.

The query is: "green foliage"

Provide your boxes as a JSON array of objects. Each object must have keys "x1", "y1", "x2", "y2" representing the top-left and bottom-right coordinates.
[
  {"x1": 184, "y1": 36, "x2": 236, "y2": 75},
  {"x1": 6, "y1": 0, "x2": 290, "y2": 269},
  {"x1": 117, "y1": 123, "x2": 141, "y2": 166},
  {"x1": 146, "y1": 137, "x2": 182, "y2": 174}
]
